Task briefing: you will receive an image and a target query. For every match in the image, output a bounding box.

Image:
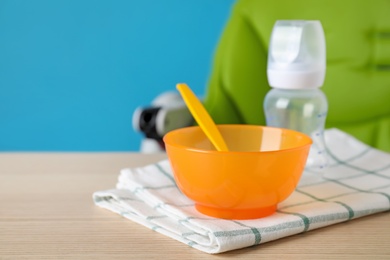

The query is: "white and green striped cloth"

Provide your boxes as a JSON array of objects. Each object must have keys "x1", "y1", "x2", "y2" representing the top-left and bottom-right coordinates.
[{"x1": 93, "y1": 129, "x2": 390, "y2": 254}]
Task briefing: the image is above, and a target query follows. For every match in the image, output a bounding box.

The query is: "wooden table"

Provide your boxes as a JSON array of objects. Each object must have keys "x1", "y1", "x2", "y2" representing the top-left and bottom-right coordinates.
[{"x1": 1, "y1": 153, "x2": 389, "y2": 259}]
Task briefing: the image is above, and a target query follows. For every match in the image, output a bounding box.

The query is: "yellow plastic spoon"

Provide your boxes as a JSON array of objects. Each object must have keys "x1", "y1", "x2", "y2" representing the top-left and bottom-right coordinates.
[{"x1": 176, "y1": 83, "x2": 229, "y2": 151}]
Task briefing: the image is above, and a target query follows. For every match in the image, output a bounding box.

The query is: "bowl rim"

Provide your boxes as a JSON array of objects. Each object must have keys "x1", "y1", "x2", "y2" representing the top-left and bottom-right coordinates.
[{"x1": 163, "y1": 124, "x2": 313, "y2": 154}]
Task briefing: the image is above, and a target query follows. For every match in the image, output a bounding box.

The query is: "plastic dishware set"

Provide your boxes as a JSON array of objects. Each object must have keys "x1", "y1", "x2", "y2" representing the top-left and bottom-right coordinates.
[{"x1": 163, "y1": 20, "x2": 326, "y2": 220}]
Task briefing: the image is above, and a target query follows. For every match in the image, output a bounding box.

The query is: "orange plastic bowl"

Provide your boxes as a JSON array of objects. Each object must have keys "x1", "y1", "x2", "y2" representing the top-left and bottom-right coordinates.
[{"x1": 163, "y1": 124, "x2": 312, "y2": 220}]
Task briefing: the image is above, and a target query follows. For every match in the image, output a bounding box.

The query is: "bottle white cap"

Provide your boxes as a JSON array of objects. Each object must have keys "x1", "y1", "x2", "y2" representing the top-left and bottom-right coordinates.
[{"x1": 267, "y1": 20, "x2": 326, "y2": 89}]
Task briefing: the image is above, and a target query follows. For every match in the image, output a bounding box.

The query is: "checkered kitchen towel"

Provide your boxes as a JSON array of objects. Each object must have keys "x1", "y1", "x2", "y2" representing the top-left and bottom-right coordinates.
[{"x1": 93, "y1": 129, "x2": 390, "y2": 254}]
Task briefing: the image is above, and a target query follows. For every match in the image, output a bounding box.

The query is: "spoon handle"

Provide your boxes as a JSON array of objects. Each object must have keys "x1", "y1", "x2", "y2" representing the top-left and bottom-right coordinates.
[{"x1": 176, "y1": 83, "x2": 229, "y2": 152}]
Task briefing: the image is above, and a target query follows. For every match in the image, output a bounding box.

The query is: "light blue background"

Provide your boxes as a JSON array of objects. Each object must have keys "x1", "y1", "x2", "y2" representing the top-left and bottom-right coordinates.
[{"x1": 0, "y1": 0, "x2": 235, "y2": 151}]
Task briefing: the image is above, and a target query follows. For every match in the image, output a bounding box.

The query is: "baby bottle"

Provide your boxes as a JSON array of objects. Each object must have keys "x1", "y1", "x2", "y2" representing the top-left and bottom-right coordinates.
[{"x1": 264, "y1": 20, "x2": 328, "y2": 170}]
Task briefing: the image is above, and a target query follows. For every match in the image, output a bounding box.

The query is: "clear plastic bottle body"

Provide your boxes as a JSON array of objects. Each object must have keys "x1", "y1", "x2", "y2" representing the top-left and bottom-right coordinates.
[{"x1": 264, "y1": 88, "x2": 328, "y2": 170}]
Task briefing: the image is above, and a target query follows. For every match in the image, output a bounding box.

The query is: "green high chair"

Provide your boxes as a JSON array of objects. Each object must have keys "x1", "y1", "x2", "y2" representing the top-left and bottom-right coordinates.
[{"x1": 134, "y1": 0, "x2": 390, "y2": 153}]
